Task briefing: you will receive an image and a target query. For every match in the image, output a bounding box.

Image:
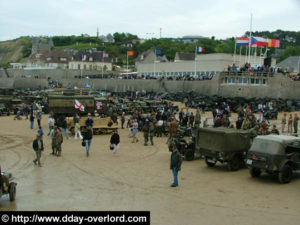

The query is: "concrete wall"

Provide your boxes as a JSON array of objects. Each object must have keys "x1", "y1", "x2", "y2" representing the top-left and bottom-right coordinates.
[{"x1": 0, "y1": 69, "x2": 299, "y2": 99}]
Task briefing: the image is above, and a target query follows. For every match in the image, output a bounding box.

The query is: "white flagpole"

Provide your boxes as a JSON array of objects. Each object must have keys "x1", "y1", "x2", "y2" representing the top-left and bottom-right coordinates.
[
  {"x1": 127, "y1": 52, "x2": 128, "y2": 79},
  {"x1": 102, "y1": 52, "x2": 104, "y2": 79},
  {"x1": 248, "y1": 13, "x2": 253, "y2": 64},
  {"x1": 239, "y1": 46, "x2": 242, "y2": 67},
  {"x1": 154, "y1": 49, "x2": 156, "y2": 77},
  {"x1": 245, "y1": 45, "x2": 248, "y2": 64},
  {"x1": 195, "y1": 46, "x2": 197, "y2": 77},
  {"x1": 233, "y1": 39, "x2": 237, "y2": 65}
]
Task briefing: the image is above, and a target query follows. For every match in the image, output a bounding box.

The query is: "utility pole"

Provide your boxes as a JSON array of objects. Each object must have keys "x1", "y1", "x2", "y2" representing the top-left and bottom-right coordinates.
[{"x1": 160, "y1": 28, "x2": 162, "y2": 39}]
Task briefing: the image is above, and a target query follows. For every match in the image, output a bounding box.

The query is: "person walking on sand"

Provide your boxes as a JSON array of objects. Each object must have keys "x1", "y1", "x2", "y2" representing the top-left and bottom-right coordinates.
[
  {"x1": 294, "y1": 113, "x2": 299, "y2": 135},
  {"x1": 131, "y1": 119, "x2": 139, "y2": 143},
  {"x1": 281, "y1": 113, "x2": 287, "y2": 134},
  {"x1": 74, "y1": 121, "x2": 83, "y2": 140},
  {"x1": 170, "y1": 146, "x2": 182, "y2": 187},
  {"x1": 288, "y1": 114, "x2": 293, "y2": 134},
  {"x1": 83, "y1": 126, "x2": 93, "y2": 157},
  {"x1": 32, "y1": 133, "x2": 44, "y2": 167},
  {"x1": 149, "y1": 122, "x2": 155, "y2": 146},
  {"x1": 110, "y1": 129, "x2": 120, "y2": 154},
  {"x1": 30, "y1": 111, "x2": 35, "y2": 129}
]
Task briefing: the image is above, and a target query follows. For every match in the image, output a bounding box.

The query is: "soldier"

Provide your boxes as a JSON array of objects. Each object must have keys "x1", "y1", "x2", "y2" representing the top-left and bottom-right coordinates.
[
  {"x1": 168, "y1": 118, "x2": 178, "y2": 143},
  {"x1": 288, "y1": 114, "x2": 293, "y2": 134},
  {"x1": 221, "y1": 114, "x2": 230, "y2": 127},
  {"x1": 189, "y1": 112, "x2": 195, "y2": 127},
  {"x1": 270, "y1": 125, "x2": 280, "y2": 135},
  {"x1": 281, "y1": 113, "x2": 287, "y2": 134},
  {"x1": 32, "y1": 133, "x2": 44, "y2": 167},
  {"x1": 121, "y1": 112, "x2": 125, "y2": 129},
  {"x1": 142, "y1": 123, "x2": 149, "y2": 146},
  {"x1": 294, "y1": 114, "x2": 299, "y2": 135},
  {"x1": 51, "y1": 127, "x2": 63, "y2": 156},
  {"x1": 149, "y1": 122, "x2": 155, "y2": 146},
  {"x1": 194, "y1": 110, "x2": 201, "y2": 128}
]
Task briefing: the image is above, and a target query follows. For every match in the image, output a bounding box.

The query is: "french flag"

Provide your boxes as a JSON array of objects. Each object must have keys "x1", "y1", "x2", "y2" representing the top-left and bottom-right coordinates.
[
  {"x1": 82, "y1": 55, "x2": 87, "y2": 61},
  {"x1": 196, "y1": 46, "x2": 204, "y2": 53},
  {"x1": 236, "y1": 37, "x2": 249, "y2": 46}
]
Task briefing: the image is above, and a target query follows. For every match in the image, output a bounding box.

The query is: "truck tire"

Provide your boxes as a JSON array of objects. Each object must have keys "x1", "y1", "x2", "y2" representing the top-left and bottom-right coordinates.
[
  {"x1": 227, "y1": 154, "x2": 243, "y2": 171},
  {"x1": 205, "y1": 157, "x2": 216, "y2": 167},
  {"x1": 278, "y1": 164, "x2": 293, "y2": 184},
  {"x1": 250, "y1": 167, "x2": 261, "y2": 177},
  {"x1": 185, "y1": 149, "x2": 194, "y2": 161},
  {"x1": 9, "y1": 182, "x2": 16, "y2": 201}
]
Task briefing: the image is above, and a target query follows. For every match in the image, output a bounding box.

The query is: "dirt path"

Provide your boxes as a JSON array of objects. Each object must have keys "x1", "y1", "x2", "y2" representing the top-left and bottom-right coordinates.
[{"x1": 0, "y1": 113, "x2": 299, "y2": 225}]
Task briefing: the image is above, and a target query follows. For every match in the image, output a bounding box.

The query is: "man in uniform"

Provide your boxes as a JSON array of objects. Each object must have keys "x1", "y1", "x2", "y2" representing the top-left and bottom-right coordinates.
[
  {"x1": 281, "y1": 113, "x2": 287, "y2": 134},
  {"x1": 149, "y1": 122, "x2": 155, "y2": 146},
  {"x1": 142, "y1": 122, "x2": 149, "y2": 146},
  {"x1": 51, "y1": 127, "x2": 63, "y2": 156},
  {"x1": 294, "y1": 113, "x2": 299, "y2": 135}
]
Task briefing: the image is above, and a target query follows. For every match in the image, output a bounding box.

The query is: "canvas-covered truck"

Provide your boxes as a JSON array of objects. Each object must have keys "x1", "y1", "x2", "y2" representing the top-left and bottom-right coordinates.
[
  {"x1": 48, "y1": 95, "x2": 95, "y2": 118},
  {"x1": 195, "y1": 127, "x2": 252, "y2": 171},
  {"x1": 247, "y1": 135, "x2": 300, "y2": 184}
]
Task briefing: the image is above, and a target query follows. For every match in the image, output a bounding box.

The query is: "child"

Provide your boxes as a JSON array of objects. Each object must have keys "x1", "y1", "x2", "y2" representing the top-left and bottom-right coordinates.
[{"x1": 74, "y1": 121, "x2": 83, "y2": 140}]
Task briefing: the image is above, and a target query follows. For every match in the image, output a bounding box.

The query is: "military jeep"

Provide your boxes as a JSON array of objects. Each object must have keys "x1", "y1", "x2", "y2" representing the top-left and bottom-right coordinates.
[
  {"x1": 247, "y1": 135, "x2": 300, "y2": 184},
  {"x1": 195, "y1": 127, "x2": 252, "y2": 171}
]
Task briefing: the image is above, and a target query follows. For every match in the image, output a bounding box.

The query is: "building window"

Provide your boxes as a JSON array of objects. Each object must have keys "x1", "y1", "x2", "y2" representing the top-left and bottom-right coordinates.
[
  {"x1": 84, "y1": 64, "x2": 87, "y2": 70},
  {"x1": 60, "y1": 58, "x2": 67, "y2": 61},
  {"x1": 89, "y1": 65, "x2": 92, "y2": 70},
  {"x1": 227, "y1": 77, "x2": 235, "y2": 84},
  {"x1": 46, "y1": 57, "x2": 51, "y2": 61},
  {"x1": 262, "y1": 79, "x2": 267, "y2": 85},
  {"x1": 78, "y1": 64, "x2": 80, "y2": 69},
  {"x1": 238, "y1": 77, "x2": 248, "y2": 84}
]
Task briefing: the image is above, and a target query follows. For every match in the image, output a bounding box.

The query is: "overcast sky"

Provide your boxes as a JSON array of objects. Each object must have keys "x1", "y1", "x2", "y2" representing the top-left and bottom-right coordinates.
[{"x1": 0, "y1": 0, "x2": 299, "y2": 41}]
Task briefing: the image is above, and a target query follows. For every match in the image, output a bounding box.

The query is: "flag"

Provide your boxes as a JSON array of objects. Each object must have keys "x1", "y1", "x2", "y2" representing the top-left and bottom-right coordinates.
[
  {"x1": 196, "y1": 46, "x2": 204, "y2": 53},
  {"x1": 236, "y1": 37, "x2": 249, "y2": 46},
  {"x1": 155, "y1": 49, "x2": 162, "y2": 55},
  {"x1": 268, "y1": 39, "x2": 280, "y2": 48},
  {"x1": 75, "y1": 99, "x2": 85, "y2": 112},
  {"x1": 103, "y1": 53, "x2": 109, "y2": 57},
  {"x1": 127, "y1": 51, "x2": 134, "y2": 56},
  {"x1": 251, "y1": 37, "x2": 269, "y2": 47},
  {"x1": 82, "y1": 55, "x2": 87, "y2": 61}
]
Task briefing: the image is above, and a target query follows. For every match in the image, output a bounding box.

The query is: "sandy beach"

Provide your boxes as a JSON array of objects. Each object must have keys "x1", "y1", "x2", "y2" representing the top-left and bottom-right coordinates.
[{"x1": 0, "y1": 110, "x2": 299, "y2": 225}]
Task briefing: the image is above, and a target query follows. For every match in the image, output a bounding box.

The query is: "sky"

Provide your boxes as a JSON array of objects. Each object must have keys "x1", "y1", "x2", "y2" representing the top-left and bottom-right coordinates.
[{"x1": 0, "y1": 0, "x2": 299, "y2": 41}]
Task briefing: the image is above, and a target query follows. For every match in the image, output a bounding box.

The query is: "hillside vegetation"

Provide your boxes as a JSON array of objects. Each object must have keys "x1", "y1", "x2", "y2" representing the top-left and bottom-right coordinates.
[{"x1": 0, "y1": 30, "x2": 299, "y2": 67}]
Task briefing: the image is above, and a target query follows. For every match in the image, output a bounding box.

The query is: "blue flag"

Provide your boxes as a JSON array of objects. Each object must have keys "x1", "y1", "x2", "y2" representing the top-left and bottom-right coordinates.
[{"x1": 155, "y1": 49, "x2": 162, "y2": 55}]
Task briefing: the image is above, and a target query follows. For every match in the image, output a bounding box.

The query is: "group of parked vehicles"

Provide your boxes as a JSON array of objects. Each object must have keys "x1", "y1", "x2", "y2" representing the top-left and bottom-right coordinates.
[{"x1": 171, "y1": 126, "x2": 300, "y2": 184}]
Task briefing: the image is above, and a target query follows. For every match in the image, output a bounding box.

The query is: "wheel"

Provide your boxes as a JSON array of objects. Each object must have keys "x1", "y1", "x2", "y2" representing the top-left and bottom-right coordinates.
[
  {"x1": 227, "y1": 154, "x2": 243, "y2": 171},
  {"x1": 278, "y1": 164, "x2": 293, "y2": 184},
  {"x1": 9, "y1": 183, "x2": 16, "y2": 201},
  {"x1": 185, "y1": 149, "x2": 194, "y2": 161},
  {"x1": 250, "y1": 167, "x2": 261, "y2": 177},
  {"x1": 205, "y1": 157, "x2": 216, "y2": 167}
]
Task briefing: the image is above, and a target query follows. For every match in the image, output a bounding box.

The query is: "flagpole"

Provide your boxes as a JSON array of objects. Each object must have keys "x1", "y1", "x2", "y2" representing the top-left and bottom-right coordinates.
[
  {"x1": 245, "y1": 45, "x2": 248, "y2": 64},
  {"x1": 233, "y1": 39, "x2": 237, "y2": 65},
  {"x1": 194, "y1": 46, "x2": 197, "y2": 77},
  {"x1": 239, "y1": 46, "x2": 242, "y2": 67},
  {"x1": 102, "y1": 51, "x2": 104, "y2": 79},
  {"x1": 127, "y1": 52, "x2": 128, "y2": 79},
  {"x1": 248, "y1": 13, "x2": 253, "y2": 64},
  {"x1": 154, "y1": 49, "x2": 156, "y2": 77}
]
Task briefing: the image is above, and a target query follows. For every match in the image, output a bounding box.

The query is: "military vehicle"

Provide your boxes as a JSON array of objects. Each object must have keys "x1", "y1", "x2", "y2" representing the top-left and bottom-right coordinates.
[
  {"x1": 168, "y1": 127, "x2": 195, "y2": 161},
  {"x1": 48, "y1": 95, "x2": 95, "y2": 118},
  {"x1": 195, "y1": 127, "x2": 252, "y2": 171},
  {"x1": 0, "y1": 171, "x2": 17, "y2": 201},
  {"x1": 246, "y1": 135, "x2": 300, "y2": 184},
  {"x1": 66, "y1": 116, "x2": 118, "y2": 135},
  {"x1": 0, "y1": 103, "x2": 10, "y2": 116}
]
